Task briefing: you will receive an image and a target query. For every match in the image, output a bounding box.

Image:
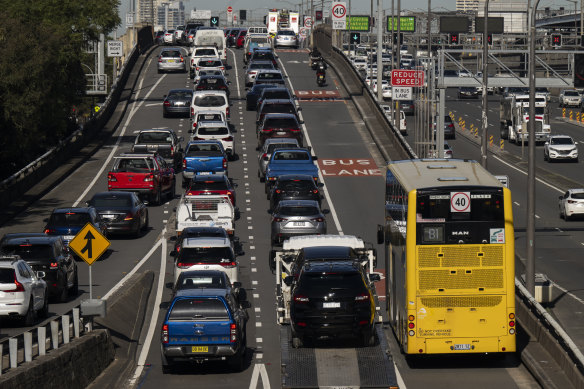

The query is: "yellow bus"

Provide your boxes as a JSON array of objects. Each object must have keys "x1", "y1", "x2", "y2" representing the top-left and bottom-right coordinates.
[{"x1": 377, "y1": 159, "x2": 516, "y2": 354}]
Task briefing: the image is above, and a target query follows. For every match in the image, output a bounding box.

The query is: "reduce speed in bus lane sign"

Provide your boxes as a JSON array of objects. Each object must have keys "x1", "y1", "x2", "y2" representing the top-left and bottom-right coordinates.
[
  {"x1": 450, "y1": 192, "x2": 471, "y2": 213},
  {"x1": 391, "y1": 69, "x2": 424, "y2": 87},
  {"x1": 332, "y1": 2, "x2": 347, "y2": 30}
]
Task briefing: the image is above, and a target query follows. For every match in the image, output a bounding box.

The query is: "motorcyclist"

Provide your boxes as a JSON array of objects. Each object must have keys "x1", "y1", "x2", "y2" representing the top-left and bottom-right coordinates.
[
  {"x1": 310, "y1": 47, "x2": 322, "y2": 69},
  {"x1": 316, "y1": 60, "x2": 327, "y2": 85}
]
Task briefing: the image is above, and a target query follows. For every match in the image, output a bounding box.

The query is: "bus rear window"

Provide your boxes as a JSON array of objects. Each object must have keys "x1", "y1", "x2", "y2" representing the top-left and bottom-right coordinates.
[{"x1": 416, "y1": 189, "x2": 504, "y2": 222}]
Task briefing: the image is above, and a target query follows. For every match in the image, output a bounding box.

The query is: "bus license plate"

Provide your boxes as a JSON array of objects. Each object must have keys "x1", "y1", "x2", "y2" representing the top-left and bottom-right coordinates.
[
  {"x1": 323, "y1": 302, "x2": 340, "y2": 308},
  {"x1": 453, "y1": 344, "x2": 471, "y2": 351},
  {"x1": 191, "y1": 346, "x2": 208, "y2": 353}
]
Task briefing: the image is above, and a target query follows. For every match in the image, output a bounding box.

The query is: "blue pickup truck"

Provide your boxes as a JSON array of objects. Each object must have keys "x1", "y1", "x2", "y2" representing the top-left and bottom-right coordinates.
[
  {"x1": 182, "y1": 140, "x2": 228, "y2": 188},
  {"x1": 264, "y1": 148, "x2": 319, "y2": 194},
  {"x1": 160, "y1": 290, "x2": 248, "y2": 373}
]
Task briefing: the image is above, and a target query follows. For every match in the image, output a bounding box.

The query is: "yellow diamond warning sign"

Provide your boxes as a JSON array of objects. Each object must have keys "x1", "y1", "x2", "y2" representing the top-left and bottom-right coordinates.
[{"x1": 69, "y1": 223, "x2": 110, "y2": 266}]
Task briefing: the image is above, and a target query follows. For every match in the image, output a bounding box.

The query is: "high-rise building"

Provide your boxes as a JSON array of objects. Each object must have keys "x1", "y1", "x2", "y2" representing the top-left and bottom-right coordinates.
[
  {"x1": 156, "y1": 1, "x2": 185, "y2": 30},
  {"x1": 456, "y1": 0, "x2": 480, "y2": 12}
]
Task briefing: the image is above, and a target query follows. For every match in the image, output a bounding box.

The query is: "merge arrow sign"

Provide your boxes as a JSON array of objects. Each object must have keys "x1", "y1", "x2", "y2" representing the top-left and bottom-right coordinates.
[
  {"x1": 68, "y1": 223, "x2": 110, "y2": 266},
  {"x1": 80, "y1": 230, "x2": 95, "y2": 258}
]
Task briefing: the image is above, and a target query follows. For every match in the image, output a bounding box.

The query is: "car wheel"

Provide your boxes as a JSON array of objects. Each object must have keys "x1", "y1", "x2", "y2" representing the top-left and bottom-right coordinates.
[
  {"x1": 39, "y1": 293, "x2": 49, "y2": 318},
  {"x1": 292, "y1": 336, "x2": 303, "y2": 348},
  {"x1": 361, "y1": 329, "x2": 376, "y2": 347},
  {"x1": 22, "y1": 299, "x2": 35, "y2": 327},
  {"x1": 141, "y1": 212, "x2": 149, "y2": 231},
  {"x1": 162, "y1": 361, "x2": 174, "y2": 374},
  {"x1": 544, "y1": 152, "x2": 548, "y2": 161},
  {"x1": 163, "y1": 111, "x2": 168, "y2": 118},
  {"x1": 153, "y1": 188, "x2": 162, "y2": 205},
  {"x1": 70, "y1": 270, "x2": 79, "y2": 296}
]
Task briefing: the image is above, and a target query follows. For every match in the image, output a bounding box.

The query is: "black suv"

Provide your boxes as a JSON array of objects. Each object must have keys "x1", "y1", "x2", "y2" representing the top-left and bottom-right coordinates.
[
  {"x1": 0, "y1": 235, "x2": 78, "y2": 302},
  {"x1": 287, "y1": 260, "x2": 378, "y2": 348},
  {"x1": 269, "y1": 174, "x2": 322, "y2": 211}
]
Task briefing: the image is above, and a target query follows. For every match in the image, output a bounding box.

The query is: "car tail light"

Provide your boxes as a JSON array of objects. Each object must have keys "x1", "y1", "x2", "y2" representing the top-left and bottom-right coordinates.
[
  {"x1": 163, "y1": 101, "x2": 170, "y2": 107},
  {"x1": 223, "y1": 158, "x2": 227, "y2": 169},
  {"x1": 170, "y1": 146, "x2": 174, "y2": 156},
  {"x1": 273, "y1": 217, "x2": 287, "y2": 222},
  {"x1": 261, "y1": 153, "x2": 268, "y2": 160},
  {"x1": 192, "y1": 122, "x2": 197, "y2": 128},
  {"x1": 230, "y1": 323, "x2": 237, "y2": 342},
  {"x1": 275, "y1": 189, "x2": 281, "y2": 194},
  {"x1": 568, "y1": 200, "x2": 578, "y2": 204},
  {"x1": 158, "y1": 57, "x2": 163, "y2": 63},
  {"x1": 358, "y1": 320, "x2": 370, "y2": 325},
  {"x1": 176, "y1": 262, "x2": 195, "y2": 269},
  {"x1": 312, "y1": 189, "x2": 319, "y2": 194},
  {"x1": 293, "y1": 294, "x2": 309, "y2": 303},
  {"x1": 313, "y1": 177, "x2": 318, "y2": 182},
  {"x1": 249, "y1": 71, "x2": 257, "y2": 76},
  {"x1": 144, "y1": 174, "x2": 154, "y2": 182},
  {"x1": 222, "y1": 136, "x2": 233, "y2": 142},
  {"x1": 295, "y1": 321, "x2": 307, "y2": 327},
  {"x1": 182, "y1": 159, "x2": 186, "y2": 169},
  {"x1": 108, "y1": 173, "x2": 117, "y2": 182},
  {"x1": 311, "y1": 217, "x2": 324, "y2": 222},
  {"x1": 192, "y1": 136, "x2": 203, "y2": 141},
  {"x1": 218, "y1": 85, "x2": 227, "y2": 90},
  {"x1": 226, "y1": 107, "x2": 230, "y2": 118},
  {"x1": 220, "y1": 260, "x2": 236, "y2": 268},
  {"x1": 180, "y1": 56, "x2": 184, "y2": 63},
  {"x1": 191, "y1": 107, "x2": 194, "y2": 116},
  {"x1": 162, "y1": 324, "x2": 169, "y2": 343},
  {"x1": 7, "y1": 275, "x2": 25, "y2": 293},
  {"x1": 44, "y1": 228, "x2": 55, "y2": 234},
  {"x1": 196, "y1": 85, "x2": 204, "y2": 90},
  {"x1": 290, "y1": 127, "x2": 301, "y2": 132},
  {"x1": 50, "y1": 262, "x2": 58, "y2": 268},
  {"x1": 355, "y1": 293, "x2": 370, "y2": 302},
  {"x1": 221, "y1": 67, "x2": 225, "y2": 71},
  {"x1": 124, "y1": 213, "x2": 134, "y2": 221}
]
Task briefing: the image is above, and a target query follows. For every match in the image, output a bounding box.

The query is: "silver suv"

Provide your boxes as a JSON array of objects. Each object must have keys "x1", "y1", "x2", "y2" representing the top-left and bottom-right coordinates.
[
  {"x1": 544, "y1": 135, "x2": 578, "y2": 162},
  {"x1": 559, "y1": 89, "x2": 582, "y2": 108}
]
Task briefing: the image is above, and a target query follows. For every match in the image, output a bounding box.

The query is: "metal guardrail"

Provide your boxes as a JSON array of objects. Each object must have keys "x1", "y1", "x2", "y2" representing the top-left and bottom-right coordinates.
[{"x1": 0, "y1": 307, "x2": 85, "y2": 374}]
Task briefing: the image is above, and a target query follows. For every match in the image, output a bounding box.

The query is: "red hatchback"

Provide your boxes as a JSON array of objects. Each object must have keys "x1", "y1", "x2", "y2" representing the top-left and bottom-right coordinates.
[
  {"x1": 236, "y1": 30, "x2": 247, "y2": 48},
  {"x1": 186, "y1": 175, "x2": 237, "y2": 206}
]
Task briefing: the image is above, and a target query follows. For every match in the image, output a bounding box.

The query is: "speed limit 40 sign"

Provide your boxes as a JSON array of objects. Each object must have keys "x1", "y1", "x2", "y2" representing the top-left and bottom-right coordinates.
[
  {"x1": 450, "y1": 192, "x2": 471, "y2": 213},
  {"x1": 332, "y1": 1, "x2": 347, "y2": 30}
]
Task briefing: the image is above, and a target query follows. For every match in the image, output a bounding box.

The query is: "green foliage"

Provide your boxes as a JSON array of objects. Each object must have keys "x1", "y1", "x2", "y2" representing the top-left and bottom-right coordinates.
[{"x1": 0, "y1": 0, "x2": 120, "y2": 178}]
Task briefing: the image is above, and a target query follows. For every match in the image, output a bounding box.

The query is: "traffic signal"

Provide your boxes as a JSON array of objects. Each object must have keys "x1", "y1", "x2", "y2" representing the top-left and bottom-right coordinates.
[
  {"x1": 487, "y1": 34, "x2": 493, "y2": 45},
  {"x1": 574, "y1": 54, "x2": 584, "y2": 87},
  {"x1": 449, "y1": 33, "x2": 459, "y2": 44},
  {"x1": 316, "y1": 10, "x2": 323, "y2": 21},
  {"x1": 351, "y1": 32, "x2": 361, "y2": 45},
  {"x1": 240, "y1": 10, "x2": 246, "y2": 21},
  {"x1": 210, "y1": 16, "x2": 219, "y2": 27},
  {"x1": 551, "y1": 33, "x2": 562, "y2": 47}
]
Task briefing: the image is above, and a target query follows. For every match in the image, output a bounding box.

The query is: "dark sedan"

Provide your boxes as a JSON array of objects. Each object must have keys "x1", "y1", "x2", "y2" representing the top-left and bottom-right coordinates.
[
  {"x1": 86, "y1": 192, "x2": 149, "y2": 238},
  {"x1": 246, "y1": 84, "x2": 279, "y2": 110},
  {"x1": 458, "y1": 87, "x2": 479, "y2": 99},
  {"x1": 269, "y1": 174, "x2": 322, "y2": 211},
  {"x1": 163, "y1": 89, "x2": 193, "y2": 118},
  {"x1": 186, "y1": 175, "x2": 237, "y2": 207},
  {"x1": 195, "y1": 75, "x2": 230, "y2": 97},
  {"x1": 400, "y1": 100, "x2": 415, "y2": 116}
]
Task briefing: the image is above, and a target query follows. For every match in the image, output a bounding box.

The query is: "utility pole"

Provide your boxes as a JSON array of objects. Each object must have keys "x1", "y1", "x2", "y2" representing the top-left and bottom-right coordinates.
[
  {"x1": 377, "y1": 0, "x2": 383, "y2": 101},
  {"x1": 481, "y1": 0, "x2": 490, "y2": 169}
]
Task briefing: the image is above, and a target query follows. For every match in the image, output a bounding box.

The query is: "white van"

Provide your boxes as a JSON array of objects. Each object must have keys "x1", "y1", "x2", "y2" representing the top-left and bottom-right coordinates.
[{"x1": 194, "y1": 29, "x2": 227, "y2": 64}]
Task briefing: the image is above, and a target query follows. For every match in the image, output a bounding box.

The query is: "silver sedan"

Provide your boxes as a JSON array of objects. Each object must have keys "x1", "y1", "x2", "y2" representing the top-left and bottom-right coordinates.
[
  {"x1": 274, "y1": 30, "x2": 299, "y2": 48},
  {"x1": 157, "y1": 49, "x2": 187, "y2": 73},
  {"x1": 270, "y1": 200, "x2": 327, "y2": 246}
]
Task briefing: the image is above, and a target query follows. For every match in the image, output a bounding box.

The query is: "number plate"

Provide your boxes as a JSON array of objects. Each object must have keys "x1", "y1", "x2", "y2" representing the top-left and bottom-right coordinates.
[
  {"x1": 191, "y1": 346, "x2": 208, "y2": 353},
  {"x1": 293, "y1": 222, "x2": 305, "y2": 226},
  {"x1": 453, "y1": 344, "x2": 471, "y2": 351},
  {"x1": 323, "y1": 302, "x2": 340, "y2": 308},
  {"x1": 63, "y1": 235, "x2": 75, "y2": 241},
  {"x1": 197, "y1": 171, "x2": 212, "y2": 175},
  {"x1": 167, "y1": 59, "x2": 176, "y2": 63},
  {"x1": 101, "y1": 214, "x2": 115, "y2": 219},
  {"x1": 277, "y1": 131, "x2": 287, "y2": 135}
]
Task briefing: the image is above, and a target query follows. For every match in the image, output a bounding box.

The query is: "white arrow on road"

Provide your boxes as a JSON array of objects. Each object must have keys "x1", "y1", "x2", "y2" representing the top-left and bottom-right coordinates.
[{"x1": 249, "y1": 363, "x2": 270, "y2": 389}]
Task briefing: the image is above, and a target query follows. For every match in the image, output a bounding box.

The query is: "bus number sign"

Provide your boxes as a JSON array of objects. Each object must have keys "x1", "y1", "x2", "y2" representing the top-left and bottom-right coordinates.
[{"x1": 450, "y1": 192, "x2": 470, "y2": 212}]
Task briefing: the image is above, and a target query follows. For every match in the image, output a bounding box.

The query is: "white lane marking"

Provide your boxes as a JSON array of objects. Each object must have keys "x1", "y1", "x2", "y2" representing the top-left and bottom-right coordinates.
[
  {"x1": 228, "y1": 48, "x2": 242, "y2": 100},
  {"x1": 277, "y1": 57, "x2": 344, "y2": 235},
  {"x1": 256, "y1": 337, "x2": 263, "y2": 342},
  {"x1": 252, "y1": 267, "x2": 257, "y2": 272},
  {"x1": 492, "y1": 154, "x2": 563, "y2": 194},
  {"x1": 72, "y1": 73, "x2": 168, "y2": 207},
  {"x1": 144, "y1": 103, "x2": 159, "y2": 107},
  {"x1": 256, "y1": 322, "x2": 262, "y2": 327},
  {"x1": 514, "y1": 201, "x2": 521, "y2": 206},
  {"x1": 250, "y1": 245, "x2": 255, "y2": 249},
  {"x1": 249, "y1": 236, "x2": 254, "y2": 240},
  {"x1": 535, "y1": 214, "x2": 540, "y2": 219},
  {"x1": 551, "y1": 280, "x2": 584, "y2": 305},
  {"x1": 250, "y1": 256, "x2": 256, "y2": 260},
  {"x1": 246, "y1": 207, "x2": 252, "y2": 211},
  {"x1": 253, "y1": 293, "x2": 259, "y2": 298},
  {"x1": 249, "y1": 363, "x2": 271, "y2": 389},
  {"x1": 255, "y1": 307, "x2": 261, "y2": 312},
  {"x1": 129, "y1": 230, "x2": 167, "y2": 385}
]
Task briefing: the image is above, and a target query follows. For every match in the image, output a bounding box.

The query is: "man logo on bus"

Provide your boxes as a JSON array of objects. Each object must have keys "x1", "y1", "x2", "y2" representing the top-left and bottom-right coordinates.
[{"x1": 490, "y1": 228, "x2": 505, "y2": 243}]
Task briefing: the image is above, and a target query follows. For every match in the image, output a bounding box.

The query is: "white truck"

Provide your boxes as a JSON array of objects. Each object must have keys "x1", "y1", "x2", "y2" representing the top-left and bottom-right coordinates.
[
  {"x1": 175, "y1": 194, "x2": 234, "y2": 236},
  {"x1": 266, "y1": 9, "x2": 300, "y2": 35},
  {"x1": 271, "y1": 234, "x2": 378, "y2": 325},
  {"x1": 500, "y1": 94, "x2": 550, "y2": 144}
]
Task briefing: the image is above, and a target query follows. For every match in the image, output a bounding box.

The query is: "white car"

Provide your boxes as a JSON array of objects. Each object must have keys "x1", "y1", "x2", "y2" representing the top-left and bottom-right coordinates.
[
  {"x1": 351, "y1": 57, "x2": 368, "y2": 71},
  {"x1": 190, "y1": 110, "x2": 227, "y2": 132},
  {"x1": 544, "y1": 135, "x2": 578, "y2": 162},
  {"x1": 0, "y1": 256, "x2": 48, "y2": 326},
  {"x1": 382, "y1": 84, "x2": 392, "y2": 100},
  {"x1": 458, "y1": 69, "x2": 473, "y2": 77},
  {"x1": 396, "y1": 110, "x2": 407, "y2": 135},
  {"x1": 172, "y1": 237, "x2": 238, "y2": 286},
  {"x1": 189, "y1": 47, "x2": 220, "y2": 77},
  {"x1": 191, "y1": 90, "x2": 229, "y2": 122},
  {"x1": 559, "y1": 89, "x2": 582, "y2": 108},
  {"x1": 192, "y1": 121, "x2": 235, "y2": 159},
  {"x1": 559, "y1": 189, "x2": 584, "y2": 220}
]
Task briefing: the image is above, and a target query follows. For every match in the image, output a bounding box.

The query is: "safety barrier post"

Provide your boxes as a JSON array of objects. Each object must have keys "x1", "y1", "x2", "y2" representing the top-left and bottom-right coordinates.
[
  {"x1": 9, "y1": 338, "x2": 17, "y2": 369},
  {"x1": 38, "y1": 326, "x2": 46, "y2": 356},
  {"x1": 51, "y1": 320, "x2": 59, "y2": 350},
  {"x1": 62, "y1": 315, "x2": 70, "y2": 344},
  {"x1": 73, "y1": 308, "x2": 80, "y2": 338}
]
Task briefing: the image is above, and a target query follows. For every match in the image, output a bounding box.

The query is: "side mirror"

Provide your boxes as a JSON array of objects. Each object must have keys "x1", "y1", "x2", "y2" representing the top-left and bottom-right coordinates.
[
  {"x1": 179, "y1": 136, "x2": 184, "y2": 142},
  {"x1": 283, "y1": 276, "x2": 294, "y2": 286},
  {"x1": 575, "y1": 142, "x2": 579, "y2": 145},
  {"x1": 299, "y1": 120, "x2": 305, "y2": 124},
  {"x1": 312, "y1": 155, "x2": 318, "y2": 160},
  {"x1": 317, "y1": 182, "x2": 324, "y2": 188},
  {"x1": 263, "y1": 156, "x2": 269, "y2": 161},
  {"x1": 37, "y1": 271, "x2": 46, "y2": 279},
  {"x1": 233, "y1": 281, "x2": 242, "y2": 289},
  {"x1": 293, "y1": 95, "x2": 297, "y2": 99},
  {"x1": 369, "y1": 273, "x2": 381, "y2": 283},
  {"x1": 170, "y1": 250, "x2": 177, "y2": 257},
  {"x1": 85, "y1": 201, "x2": 90, "y2": 206}
]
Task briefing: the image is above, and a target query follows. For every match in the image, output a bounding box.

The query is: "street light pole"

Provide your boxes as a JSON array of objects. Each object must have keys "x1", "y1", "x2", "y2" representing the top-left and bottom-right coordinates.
[
  {"x1": 527, "y1": 0, "x2": 541, "y2": 296},
  {"x1": 481, "y1": 0, "x2": 490, "y2": 169}
]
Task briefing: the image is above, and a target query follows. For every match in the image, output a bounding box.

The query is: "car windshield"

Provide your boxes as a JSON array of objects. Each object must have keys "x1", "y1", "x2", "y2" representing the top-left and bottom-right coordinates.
[
  {"x1": 178, "y1": 247, "x2": 234, "y2": 262},
  {"x1": 263, "y1": 104, "x2": 295, "y2": 114},
  {"x1": 199, "y1": 70, "x2": 222, "y2": 76},
  {"x1": 195, "y1": 49, "x2": 217, "y2": 56},
  {"x1": 262, "y1": 91, "x2": 290, "y2": 99},
  {"x1": 168, "y1": 298, "x2": 229, "y2": 320},
  {"x1": 250, "y1": 63, "x2": 274, "y2": 70},
  {"x1": 161, "y1": 50, "x2": 181, "y2": 58},
  {"x1": 186, "y1": 144, "x2": 222, "y2": 155},
  {"x1": 278, "y1": 30, "x2": 295, "y2": 36},
  {"x1": 168, "y1": 91, "x2": 192, "y2": 99},
  {"x1": 278, "y1": 179, "x2": 313, "y2": 190},
  {"x1": 264, "y1": 118, "x2": 297, "y2": 128},
  {"x1": 565, "y1": 91, "x2": 580, "y2": 96},
  {"x1": 267, "y1": 143, "x2": 298, "y2": 153},
  {"x1": 176, "y1": 274, "x2": 226, "y2": 289},
  {"x1": 194, "y1": 95, "x2": 226, "y2": 107},
  {"x1": 571, "y1": 193, "x2": 584, "y2": 199},
  {"x1": 190, "y1": 180, "x2": 228, "y2": 190},
  {"x1": 48, "y1": 212, "x2": 91, "y2": 227},
  {"x1": 298, "y1": 272, "x2": 364, "y2": 292},
  {"x1": 253, "y1": 53, "x2": 275, "y2": 61},
  {"x1": 251, "y1": 37, "x2": 269, "y2": 43},
  {"x1": 137, "y1": 132, "x2": 172, "y2": 144},
  {"x1": 551, "y1": 137, "x2": 574, "y2": 145},
  {"x1": 257, "y1": 73, "x2": 282, "y2": 80},
  {"x1": 115, "y1": 158, "x2": 153, "y2": 171},
  {"x1": 274, "y1": 152, "x2": 308, "y2": 161},
  {"x1": 199, "y1": 78, "x2": 223, "y2": 86},
  {"x1": 0, "y1": 269, "x2": 15, "y2": 283},
  {"x1": 197, "y1": 127, "x2": 229, "y2": 135},
  {"x1": 197, "y1": 113, "x2": 223, "y2": 121},
  {"x1": 198, "y1": 60, "x2": 222, "y2": 67},
  {"x1": 277, "y1": 206, "x2": 319, "y2": 216},
  {"x1": 1, "y1": 244, "x2": 54, "y2": 261},
  {"x1": 91, "y1": 197, "x2": 132, "y2": 207}
]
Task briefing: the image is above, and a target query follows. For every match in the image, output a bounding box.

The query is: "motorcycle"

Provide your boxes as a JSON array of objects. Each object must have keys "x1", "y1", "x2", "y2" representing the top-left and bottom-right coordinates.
[{"x1": 316, "y1": 71, "x2": 326, "y2": 86}]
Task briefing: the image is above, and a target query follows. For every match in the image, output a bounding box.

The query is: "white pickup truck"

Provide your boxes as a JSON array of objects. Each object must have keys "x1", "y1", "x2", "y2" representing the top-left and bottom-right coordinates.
[
  {"x1": 175, "y1": 194, "x2": 234, "y2": 236},
  {"x1": 271, "y1": 235, "x2": 379, "y2": 324}
]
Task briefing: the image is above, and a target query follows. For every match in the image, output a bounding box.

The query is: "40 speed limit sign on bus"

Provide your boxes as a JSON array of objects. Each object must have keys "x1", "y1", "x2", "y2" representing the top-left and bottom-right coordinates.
[
  {"x1": 332, "y1": 1, "x2": 347, "y2": 30},
  {"x1": 451, "y1": 192, "x2": 471, "y2": 212}
]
